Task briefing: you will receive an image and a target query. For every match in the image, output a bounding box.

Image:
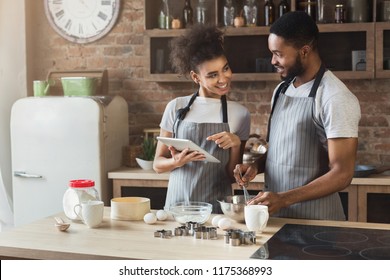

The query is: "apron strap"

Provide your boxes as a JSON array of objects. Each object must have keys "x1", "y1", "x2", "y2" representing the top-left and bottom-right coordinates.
[
  {"x1": 173, "y1": 90, "x2": 228, "y2": 137},
  {"x1": 266, "y1": 63, "x2": 326, "y2": 142}
]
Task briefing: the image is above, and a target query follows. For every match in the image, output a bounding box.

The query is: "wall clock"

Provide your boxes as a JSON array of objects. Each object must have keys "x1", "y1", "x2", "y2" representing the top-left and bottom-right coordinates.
[{"x1": 44, "y1": 0, "x2": 121, "y2": 44}]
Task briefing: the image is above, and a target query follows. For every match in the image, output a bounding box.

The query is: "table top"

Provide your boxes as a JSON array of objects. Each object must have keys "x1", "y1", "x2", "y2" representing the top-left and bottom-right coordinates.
[{"x1": 1, "y1": 207, "x2": 389, "y2": 260}]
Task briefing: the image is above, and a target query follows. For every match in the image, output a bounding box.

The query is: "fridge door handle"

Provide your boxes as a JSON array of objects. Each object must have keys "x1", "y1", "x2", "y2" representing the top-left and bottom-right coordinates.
[{"x1": 14, "y1": 171, "x2": 43, "y2": 178}]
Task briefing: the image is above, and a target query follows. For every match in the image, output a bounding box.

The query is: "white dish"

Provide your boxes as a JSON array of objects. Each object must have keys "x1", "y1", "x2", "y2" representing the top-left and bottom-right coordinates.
[{"x1": 156, "y1": 136, "x2": 220, "y2": 163}]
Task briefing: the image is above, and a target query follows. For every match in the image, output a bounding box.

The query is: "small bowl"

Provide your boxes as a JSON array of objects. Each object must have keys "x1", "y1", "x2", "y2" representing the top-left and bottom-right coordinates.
[
  {"x1": 169, "y1": 201, "x2": 212, "y2": 224},
  {"x1": 110, "y1": 197, "x2": 151, "y2": 221},
  {"x1": 136, "y1": 158, "x2": 154, "y2": 170},
  {"x1": 218, "y1": 195, "x2": 253, "y2": 223}
]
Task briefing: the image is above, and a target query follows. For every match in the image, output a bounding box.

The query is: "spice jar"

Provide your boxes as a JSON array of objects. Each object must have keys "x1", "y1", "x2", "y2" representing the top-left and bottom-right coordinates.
[
  {"x1": 335, "y1": 4, "x2": 345, "y2": 23},
  {"x1": 63, "y1": 179, "x2": 100, "y2": 221}
]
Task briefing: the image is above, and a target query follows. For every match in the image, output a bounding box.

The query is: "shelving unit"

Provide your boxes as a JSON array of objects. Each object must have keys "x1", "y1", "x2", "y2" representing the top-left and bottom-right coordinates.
[{"x1": 144, "y1": 0, "x2": 387, "y2": 82}]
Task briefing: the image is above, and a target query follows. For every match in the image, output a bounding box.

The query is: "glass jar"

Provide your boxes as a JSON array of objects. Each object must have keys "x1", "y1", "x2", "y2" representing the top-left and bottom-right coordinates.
[
  {"x1": 346, "y1": 0, "x2": 369, "y2": 23},
  {"x1": 244, "y1": 0, "x2": 258, "y2": 27},
  {"x1": 158, "y1": 0, "x2": 170, "y2": 29},
  {"x1": 63, "y1": 179, "x2": 100, "y2": 221},
  {"x1": 223, "y1": 0, "x2": 236, "y2": 27},
  {"x1": 195, "y1": 0, "x2": 207, "y2": 24},
  {"x1": 335, "y1": 4, "x2": 345, "y2": 23}
]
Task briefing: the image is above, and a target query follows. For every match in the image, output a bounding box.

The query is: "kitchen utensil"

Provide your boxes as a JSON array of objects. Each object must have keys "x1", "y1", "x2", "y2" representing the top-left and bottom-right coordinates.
[
  {"x1": 354, "y1": 165, "x2": 390, "y2": 178},
  {"x1": 110, "y1": 197, "x2": 151, "y2": 221},
  {"x1": 239, "y1": 168, "x2": 250, "y2": 204},
  {"x1": 54, "y1": 216, "x2": 70, "y2": 231},
  {"x1": 168, "y1": 201, "x2": 212, "y2": 224},
  {"x1": 218, "y1": 195, "x2": 254, "y2": 223}
]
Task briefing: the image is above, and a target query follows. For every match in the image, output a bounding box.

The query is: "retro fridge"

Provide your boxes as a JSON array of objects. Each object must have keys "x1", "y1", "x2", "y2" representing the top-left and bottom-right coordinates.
[{"x1": 10, "y1": 96, "x2": 129, "y2": 226}]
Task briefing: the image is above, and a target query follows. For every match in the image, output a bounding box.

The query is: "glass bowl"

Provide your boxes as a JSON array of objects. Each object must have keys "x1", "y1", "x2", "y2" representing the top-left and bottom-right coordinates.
[{"x1": 169, "y1": 201, "x2": 212, "y2": 224}]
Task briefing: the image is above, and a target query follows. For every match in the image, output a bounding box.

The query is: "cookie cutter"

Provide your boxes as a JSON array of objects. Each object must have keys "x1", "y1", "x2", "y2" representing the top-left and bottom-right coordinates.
[
  {"x1": 154, "y1": 229, "x2": 173, "y2": 239},
  {"x1": 224, "y1": 229, "x2": 256, "y2": 246}
]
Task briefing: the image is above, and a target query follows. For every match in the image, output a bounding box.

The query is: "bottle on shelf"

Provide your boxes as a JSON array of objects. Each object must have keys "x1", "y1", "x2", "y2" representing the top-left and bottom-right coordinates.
[
  {"x1": 298, "y1": 0, "x2": 316, "y2": 21},
  {"x1": 223, "y1": 0, "x2": 236, "y2": 27},
  {"x1": 278, "y1": 0, "x2": 289, "y2": 19},
  {"x1": 158, "y1": 0, "x2": 170, "y2": 29},
  {"x1": 243, "y1": 0, "x2": 258, "y2": 27},
  {"x1": 195, "y1": 0, "x2": 207, "y2": 24},
  {"x1": 264, "y1": 0, "x2": 275, "y2": 26},
  {"x1": 182, "y1": 0, "x2": 193, "y2": 28}
]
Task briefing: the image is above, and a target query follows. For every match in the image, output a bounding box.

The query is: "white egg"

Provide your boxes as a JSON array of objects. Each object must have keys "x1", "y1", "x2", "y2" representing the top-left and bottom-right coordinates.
[
  {"x1": 156, "y1": 210, "x2": 168, "y2": 221},
  {"x1": 143, "y1": 212, "x2": 157, "y2": 224},
  {"x1": 218, "y1": 217, "x2": 232, "y2": 230},
  {"x1": 211, "y1": 215, "x2": 224, "y2": 227}
]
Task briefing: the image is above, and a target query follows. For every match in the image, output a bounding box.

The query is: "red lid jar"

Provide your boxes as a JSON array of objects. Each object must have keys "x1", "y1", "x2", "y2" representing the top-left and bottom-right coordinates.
[{"x1": 63, "y1": 179, "x2": 100, "y2": 221}]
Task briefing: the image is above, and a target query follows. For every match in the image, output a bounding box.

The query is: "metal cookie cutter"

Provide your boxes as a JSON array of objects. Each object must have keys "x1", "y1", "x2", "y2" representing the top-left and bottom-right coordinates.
[
  {"x1": 225, "y1": 229, "x2": 256, "y2": 246},
  {"x1": 174, "y1": 225, "x2": 190, "y2": 236},
  {"x1": 154, "y1": 229, "x2": 173, "y2": 239}
]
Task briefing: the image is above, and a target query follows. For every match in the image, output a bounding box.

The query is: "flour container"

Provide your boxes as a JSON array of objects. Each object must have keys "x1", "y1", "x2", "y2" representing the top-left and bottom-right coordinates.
[{"x1": 63, "y1": 179, "x2": 100, "y2": 221}]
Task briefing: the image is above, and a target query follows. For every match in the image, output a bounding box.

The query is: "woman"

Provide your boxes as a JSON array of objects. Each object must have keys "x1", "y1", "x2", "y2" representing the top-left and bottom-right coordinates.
[{"x1": 153, "y1": 24, "x2": 250, "y2": 213}]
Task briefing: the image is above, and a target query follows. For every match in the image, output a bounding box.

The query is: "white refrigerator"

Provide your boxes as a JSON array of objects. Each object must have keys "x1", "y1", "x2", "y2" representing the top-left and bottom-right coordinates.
[{"x1": 10, "y1": 96, "x2": 129, "y2": 227}]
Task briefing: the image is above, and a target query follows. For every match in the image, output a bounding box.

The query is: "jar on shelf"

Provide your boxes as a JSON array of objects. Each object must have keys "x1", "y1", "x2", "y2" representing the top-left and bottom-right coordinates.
[
  {"x1": 63, "y1": 179, "x2": 100, "y2": 221},
  {"x1": 158, "y1": 0, "x2": 170, "y2": 29},
  {"x1": 335, "y1": 4, "x2": 346, "y2": 23},
  {"x1": 182, "y1": 0, "x2": 193, "y2": 28},
  {"x1": 346, "y1": 0, "x2": 369, "y2": 23},
  {"x1": 195, "y1": 0, "x2": 207, "y2": 24},
  {"x1": 223, "y1": 0, "x2": 236, "y2": 27},
  {"x1": 244, "y1": 0, "x2": 258, "y2": 27},
  {"x1": 264, "y1": 0, "x2": 275, "y2": 26}
]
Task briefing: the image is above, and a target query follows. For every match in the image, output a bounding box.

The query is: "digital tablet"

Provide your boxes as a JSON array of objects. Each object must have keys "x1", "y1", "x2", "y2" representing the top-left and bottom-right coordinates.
[{"x1": 156, "y1": 136, "x2": 220, "y2": 163}]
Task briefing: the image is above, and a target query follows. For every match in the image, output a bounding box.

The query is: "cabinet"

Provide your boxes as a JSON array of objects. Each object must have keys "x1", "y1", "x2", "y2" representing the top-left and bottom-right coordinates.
[{"x1": 144, "y1": 0, "x2": 387, "y2": 82}]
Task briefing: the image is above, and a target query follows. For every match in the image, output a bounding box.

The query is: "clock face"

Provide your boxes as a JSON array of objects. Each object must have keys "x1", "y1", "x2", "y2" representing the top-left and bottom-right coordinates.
[{"x1": 44, "y1": 0, "x2": 120, "y2": 44}]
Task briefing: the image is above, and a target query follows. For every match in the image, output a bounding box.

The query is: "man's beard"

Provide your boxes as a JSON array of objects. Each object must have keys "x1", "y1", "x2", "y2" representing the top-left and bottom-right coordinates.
[{"x1": 281, "y1": 55, "x2": 305, "y2": 81}]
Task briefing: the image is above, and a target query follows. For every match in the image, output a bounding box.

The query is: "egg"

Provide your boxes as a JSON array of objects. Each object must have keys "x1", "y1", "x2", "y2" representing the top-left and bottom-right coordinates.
[
  {"x1": 156, "y1": 209, "x2": 168, "y2": 221},
  {"x1": 211, "y1": 215, "x2": 224, "y2": 227},
  {"x1": 143, "y1": 212, "x2": 157, "y2": 224},
  {"x1": 218, "y1": 217, "x2": 233, "y2": 230}
]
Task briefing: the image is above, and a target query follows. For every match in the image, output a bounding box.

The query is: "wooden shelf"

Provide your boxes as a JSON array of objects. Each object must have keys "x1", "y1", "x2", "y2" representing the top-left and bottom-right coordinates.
[{"x1": 144, "y1": 0, "x2": 382, "y2": 82}]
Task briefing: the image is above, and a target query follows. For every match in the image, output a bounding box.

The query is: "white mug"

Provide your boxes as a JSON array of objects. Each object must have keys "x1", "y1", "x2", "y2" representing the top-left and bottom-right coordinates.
[
  {"x1": 74, "y1": 200, "x2": 104, "y2": 228},
  {"x1": 244, "y1": 205, "x2": 269, "y2": 233}
]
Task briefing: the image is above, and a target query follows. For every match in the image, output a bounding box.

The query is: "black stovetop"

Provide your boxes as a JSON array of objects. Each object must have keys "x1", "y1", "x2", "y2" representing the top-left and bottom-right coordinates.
[{"x1": 251, "y1": 224, "x2": 390, "y2": 260}]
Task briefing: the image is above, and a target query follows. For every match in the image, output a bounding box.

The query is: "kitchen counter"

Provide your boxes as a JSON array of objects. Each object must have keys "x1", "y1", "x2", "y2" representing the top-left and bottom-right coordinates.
[
  {"x1": 0, "y1": 207, "x2": 389, "y2": 260},
  {"x1": 108, "y1": 168, "x2": 390, "y2": 222},
  {"x1": 109, "y1": 167, "x2": 390, "y2": 185}
]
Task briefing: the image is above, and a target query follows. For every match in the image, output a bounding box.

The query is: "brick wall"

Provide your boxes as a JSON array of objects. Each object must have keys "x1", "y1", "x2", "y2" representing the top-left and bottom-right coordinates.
[{"x1": 30, "y1": 1, "x2": 389, "y2": 166}]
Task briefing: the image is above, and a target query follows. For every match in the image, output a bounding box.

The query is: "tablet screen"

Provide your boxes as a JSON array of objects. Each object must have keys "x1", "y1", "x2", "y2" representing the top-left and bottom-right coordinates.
[{"x1": 156, "y1": 136, "x2": 220, "y2": 163}]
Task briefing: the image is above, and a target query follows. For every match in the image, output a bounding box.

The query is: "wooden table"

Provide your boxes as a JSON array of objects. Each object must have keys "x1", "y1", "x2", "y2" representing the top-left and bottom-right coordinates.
[
  {"x1": 108, "y1": 168, "x2": 390, "y2": 222},
  {"x1": 0, "y1": 207, "x2": 389, "y2": 260}
]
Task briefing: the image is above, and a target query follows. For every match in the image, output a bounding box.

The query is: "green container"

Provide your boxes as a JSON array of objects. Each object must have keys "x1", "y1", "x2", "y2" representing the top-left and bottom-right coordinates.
[{"x1": 61, "y1": 77, "x2": 97, "y2": 96}]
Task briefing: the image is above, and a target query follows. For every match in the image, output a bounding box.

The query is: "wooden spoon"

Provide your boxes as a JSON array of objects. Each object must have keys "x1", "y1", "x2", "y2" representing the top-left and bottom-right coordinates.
[{"x1": 54, "y1": 216, "x2": 70, "y2": 231}]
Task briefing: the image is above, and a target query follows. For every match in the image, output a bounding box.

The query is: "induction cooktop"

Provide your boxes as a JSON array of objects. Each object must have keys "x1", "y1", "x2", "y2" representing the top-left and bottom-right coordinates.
[{"x1": 251, "y1": 224, "x2": 390, "y2": 260}]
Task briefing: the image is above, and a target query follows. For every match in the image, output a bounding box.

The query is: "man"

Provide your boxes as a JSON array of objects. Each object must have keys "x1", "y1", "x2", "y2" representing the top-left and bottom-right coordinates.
[{"x1": 235, "y1": 11, "x2": 361, "y2": 220}]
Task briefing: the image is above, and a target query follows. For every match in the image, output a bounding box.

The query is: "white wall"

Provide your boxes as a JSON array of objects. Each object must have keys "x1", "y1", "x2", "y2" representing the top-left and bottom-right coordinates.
[{"x1": 0, "y1": 0, "x2": 28, "y2": 230}]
